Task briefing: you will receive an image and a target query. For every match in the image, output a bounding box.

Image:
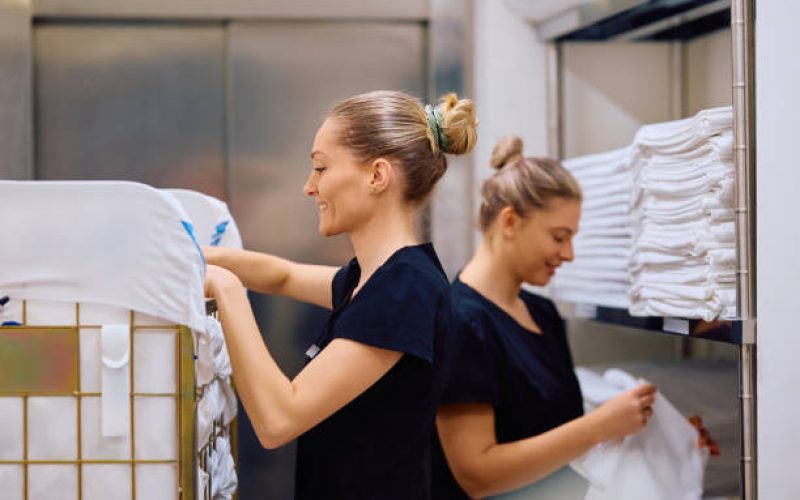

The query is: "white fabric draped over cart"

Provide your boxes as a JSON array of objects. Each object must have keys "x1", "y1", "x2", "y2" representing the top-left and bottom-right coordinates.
[{"x1": 0, "y1": 180, "x2": 207, "y2": 332}]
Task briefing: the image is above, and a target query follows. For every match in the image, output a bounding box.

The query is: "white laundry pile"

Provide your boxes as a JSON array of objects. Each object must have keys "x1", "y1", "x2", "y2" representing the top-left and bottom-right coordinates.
[
  {"x1": 629, "y1": 107, "x2": 736, "y2": 320},
  {"x1": 204, "y1": 434, "x2": 238, "y2": 500},
  {"x1": 551, "y1": 146, "x2": 634, "y2": 309},
  {"x1": 196, "y1": 316, "x2": 238, "y2": 500},
  {"x1": 167, "y1": 189, "x2": 241, "y2": 499},
  {"x1": 571, "y1": 368, "x2": 707, "y2": 500}
]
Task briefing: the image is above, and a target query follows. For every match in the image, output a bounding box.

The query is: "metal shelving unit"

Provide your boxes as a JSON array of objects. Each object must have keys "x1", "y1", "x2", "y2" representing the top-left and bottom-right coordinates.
[{"x1": 513, "y1": 0, "x2": 757, "y2": 497}]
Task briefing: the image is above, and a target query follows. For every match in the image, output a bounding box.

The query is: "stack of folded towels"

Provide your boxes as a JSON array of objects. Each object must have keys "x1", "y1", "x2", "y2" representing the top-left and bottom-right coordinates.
[
  {"x1": 628, "y1": 106, "x2": 736, "y2": 321},
  {"x1": 551, "y1": 146, "x2": 634, "y2": 309},
  {"x1": 552, "y1": 106, "x2": 737, "y2": 321}
]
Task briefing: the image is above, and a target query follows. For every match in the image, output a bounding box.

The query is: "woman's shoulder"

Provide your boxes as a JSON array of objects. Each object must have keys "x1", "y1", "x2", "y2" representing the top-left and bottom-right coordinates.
[
  {"x1": 449, "y1": 281, "x2": 499, "y2": 333},
  {"x1": 383, "y1": 244, "x2": 450, "y2": 289}
]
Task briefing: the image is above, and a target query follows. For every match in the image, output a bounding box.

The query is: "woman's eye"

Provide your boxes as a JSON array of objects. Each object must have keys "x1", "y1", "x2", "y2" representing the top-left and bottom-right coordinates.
[
  {"x1": 313, "y1": 167, "x2": 326, "y2": 174},
  {"x1": 553, "y1": 236, "x2": 564, "y2": 243}
]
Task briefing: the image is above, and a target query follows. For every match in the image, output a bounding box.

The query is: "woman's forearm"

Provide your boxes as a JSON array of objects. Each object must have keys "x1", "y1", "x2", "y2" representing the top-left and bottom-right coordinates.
[
  {"x1": 205, "y1": 246, "x2": 291, "y2": 294},
  {"x1": 204, "y1": 246, "x2": 336, "y2": 308},
  {"x1": 442, "y1": 384, "x2": 653, "y2": 498},
  {"x1": 212, "y1": 279, "x2": 296, "y2": 448},
  {"x1": 466, "y1": 414, "x2": 602, "y2": 497}
]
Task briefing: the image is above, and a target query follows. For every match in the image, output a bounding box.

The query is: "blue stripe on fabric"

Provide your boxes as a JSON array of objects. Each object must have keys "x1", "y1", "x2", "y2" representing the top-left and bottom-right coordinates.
[
  {"x1": 211, "y1": 220, "x2": 230, "y2": 247},
  {"x1": 181, "y1": 220, "x2": 207, "y2": 272}
]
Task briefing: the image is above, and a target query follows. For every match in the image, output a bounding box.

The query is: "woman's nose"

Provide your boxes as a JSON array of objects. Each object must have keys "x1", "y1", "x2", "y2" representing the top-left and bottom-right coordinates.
[
  {"x1": 303, "y1": 172, "x2": 317, "y2": 197},
  {"x1": 561, "y1": 240, "x2": 575, "y2": 262}
]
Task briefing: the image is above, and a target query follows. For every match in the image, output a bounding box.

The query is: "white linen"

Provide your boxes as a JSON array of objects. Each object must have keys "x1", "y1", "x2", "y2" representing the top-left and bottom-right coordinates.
[
  {"x1": 82, "y1": 464, "x2": 132, "y2": 500},
  {"x1": 28, "y1": 465, "x2": 78, "y2": 500},
  {"x1": 166, "y1": 189, "x2": 243, "y2": 248},
  {"x1": 134, "y1": 396, "x2": 177, "y2": 460},
  {"x1": 197, "y1": 316, "x2": 233, "y2": 386},
  {"x1": 209, "y1": 434, "x2": 239, "y2": 500},
  {"x1": 28, "y1": 397, "x2": 77, "y2": 460},
  {"x1": 551, "y1": 146, "x2": 634, "y2": 308},
  {"x1": 168, "y1": 191, "x2": 240, "y2": 498},
  {"x1": 0, "y1": 398, "x2": 24, "y2": 460},
  {"x1": 0, "y1": 465, "x2": 24, "y2": 500},
  {"x1": 134, "y1": 464, "x2": 177, "y2": 499},
  {"x1": 0, "y1": 180, "x2": 207, "y2": 332},
  {"x1": 629, "y1": 108, "x2": 736, "y2": 320},
  {"x1": 552, "y1": 107, "x2": 738, "y2": 320},
  {"x1": 572, "y1": 368, "x2": 706, "y2": 500}
]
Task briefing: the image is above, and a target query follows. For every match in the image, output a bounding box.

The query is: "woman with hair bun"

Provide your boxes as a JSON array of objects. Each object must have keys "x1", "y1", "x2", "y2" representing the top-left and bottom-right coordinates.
[
  {"x1": 203, "y1": 90, "x2": 477, "y2": 499},
  {"x1": 432, "y1": 135, "x2": 657, "y2": 499}
]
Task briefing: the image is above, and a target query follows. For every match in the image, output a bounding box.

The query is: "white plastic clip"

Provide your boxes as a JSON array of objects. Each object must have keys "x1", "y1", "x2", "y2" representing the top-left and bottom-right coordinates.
[{"x1": 101, "y1": 324, "x2": 131, "y2": 437}]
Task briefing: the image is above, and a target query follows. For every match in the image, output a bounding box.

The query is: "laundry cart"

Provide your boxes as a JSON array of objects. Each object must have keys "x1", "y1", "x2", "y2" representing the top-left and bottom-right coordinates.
[{"x1": 0, "y1": 181, "x2": 238, "y2": 500}]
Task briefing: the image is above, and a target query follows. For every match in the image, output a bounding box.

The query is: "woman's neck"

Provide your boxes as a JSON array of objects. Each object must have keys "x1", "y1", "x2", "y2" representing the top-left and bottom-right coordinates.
[
  {"x1": 460, "y1": 239, "x2": 522, "y2": 308},
  {"x1": 349, "y1": 205, "x2": 418, "y2": 281}
]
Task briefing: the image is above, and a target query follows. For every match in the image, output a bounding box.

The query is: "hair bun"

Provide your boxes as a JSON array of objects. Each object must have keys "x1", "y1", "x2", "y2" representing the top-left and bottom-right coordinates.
[
  {"x1": 438, "y1": 93, "x2": 478, "y2": 156},
  {"x1": 490, "y1": 135, "x2": 524, "y2": 170}
]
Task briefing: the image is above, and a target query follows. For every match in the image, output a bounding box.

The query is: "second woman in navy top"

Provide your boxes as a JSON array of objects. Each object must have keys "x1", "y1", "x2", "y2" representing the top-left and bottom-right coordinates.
[{"x1": 433, "y1": 136, "x2": 657, "y2": 499}]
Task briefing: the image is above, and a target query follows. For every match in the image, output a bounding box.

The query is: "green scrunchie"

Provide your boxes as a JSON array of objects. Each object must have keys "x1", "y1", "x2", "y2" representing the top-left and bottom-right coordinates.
[{"x1": 425, "y1": 104, "x2": 448, "y2": 152}]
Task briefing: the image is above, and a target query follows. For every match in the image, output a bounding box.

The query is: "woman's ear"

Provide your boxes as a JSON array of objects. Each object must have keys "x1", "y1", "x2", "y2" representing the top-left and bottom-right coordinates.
[
  {"x1": 498, "y1": 205, "x2": 522, "y2": 239},
  {"x1": 368, "y1": 157, "x2": 393, "y2": 195}
]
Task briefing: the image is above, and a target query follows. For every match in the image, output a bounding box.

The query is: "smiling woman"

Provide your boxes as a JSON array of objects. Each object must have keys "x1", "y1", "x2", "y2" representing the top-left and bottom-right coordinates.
[
  {"x1": 432, "y1": 136, "x2": 659, "y2": 499},
  {"x1": 203, "y1": 90, "x2": 477, "y2": 499}
]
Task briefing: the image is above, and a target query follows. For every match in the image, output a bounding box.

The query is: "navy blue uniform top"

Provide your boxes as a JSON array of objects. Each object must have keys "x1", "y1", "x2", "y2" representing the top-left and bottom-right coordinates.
[
  {"x1": 295, "y1": 243, "x2": 452, "y2": 500},
  {"x1": 432, "y1": 278, "x2": 584, "y2": 499}
]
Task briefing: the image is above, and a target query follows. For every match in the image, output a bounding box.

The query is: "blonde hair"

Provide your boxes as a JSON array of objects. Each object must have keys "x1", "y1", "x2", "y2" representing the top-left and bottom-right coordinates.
[
  {"x1": 329, "y1": 91, "x2": 477, "y2": 204},
  {"x1": 479, "y1": 135, "x2": 582, "y2": 231}
]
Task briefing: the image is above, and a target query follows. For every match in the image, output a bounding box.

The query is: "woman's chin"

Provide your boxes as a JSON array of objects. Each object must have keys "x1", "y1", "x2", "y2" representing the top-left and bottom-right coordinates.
[
  {"x1": 318, "y1": 223, "x2": 341, "y2": 237},
  {"x1": 528, "y1": 275, "x2": 551, "y2": 287}
]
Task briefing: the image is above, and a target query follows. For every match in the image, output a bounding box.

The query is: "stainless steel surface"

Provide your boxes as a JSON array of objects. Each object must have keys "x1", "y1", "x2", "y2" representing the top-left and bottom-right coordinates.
[
  {"x1": 610, "y1": 0, "x2": 731, "y2": 41},
  {"x1": 536, "y1": 0, "x2": 645, "y2": 40},
  {"x1": 545, "y1": 42, "x2": 562, "y2": 158},
  {"x1": 0, "y1": 0, "x2": 33, "y2": 180},
  {"x1": 731, "y1": 0, "x2": 756, "y2": 324},
  {"x1": 535, "y1": 0, "x2": 731, "y2": 41},
  {"x1": 226, "y1": 21, "x2": 426, "y2": 498},
  {"x1": 32, "y1": 0, "x2": 428, "y2": 20},
  {"x1": 733, "y1": 6, "x2": 756, "y2": 500},
  {"x1": 429, "y1": 0, "x2": 475, "y2": 279},
  {"x1": 740, "y1": 343, "x2": 757, "y2": 499},
  {"x1": 34, "y1": 24, "x2": 227, "y2": 198}
]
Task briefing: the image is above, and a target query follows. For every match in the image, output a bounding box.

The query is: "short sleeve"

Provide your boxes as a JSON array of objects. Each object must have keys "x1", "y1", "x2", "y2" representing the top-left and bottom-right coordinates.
[
  {"x1": 330, "y1": 264, "x2": 352, "y2": 310},
  {"x1": 331, "y1": 261, "x2": 446, "y2": 363},
  {"x1": 441, "y1": 312, "x2": 499, "y2": 406}
]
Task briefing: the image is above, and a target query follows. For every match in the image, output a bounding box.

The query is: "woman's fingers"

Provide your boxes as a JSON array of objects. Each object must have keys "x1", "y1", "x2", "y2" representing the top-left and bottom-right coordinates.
[{"x1": 633, "y1": 383, "x2": 657, "y2": 397}]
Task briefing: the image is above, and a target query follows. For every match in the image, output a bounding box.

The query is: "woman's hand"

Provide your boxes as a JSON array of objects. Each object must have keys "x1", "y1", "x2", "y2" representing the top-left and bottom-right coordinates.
[
  {"x1": 204, "y1": 264, "x2": 243, "y2": 299},
  {"x1": 590, "y1": 383, "x2": 657, "y2": 443},
  {"x1": 202, "y1": 245, "x2": 226, "y2": 266}
]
